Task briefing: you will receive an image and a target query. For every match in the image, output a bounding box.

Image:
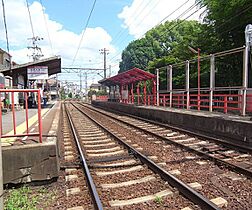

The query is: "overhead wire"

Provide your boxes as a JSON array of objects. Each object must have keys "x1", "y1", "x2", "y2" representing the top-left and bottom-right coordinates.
[
  {"x1": 1, "y1": 0, "x2": 9, "y2": 54},
  {"x1": 71, "y1": 0, "x2": 97, "y2": 66},
  {"x1": 109, "y1": 1, "x2": 203, "y2": 64},
  {"x1": 25, "y1": 0, "x2": 35, "y2": 38},
  {"x1": 112, "y1": 0, "x2": 157, "y2": 46},
  {"x1": 39, "y1": 0, "x2": 54, "y2": 55},
  {"x1": 1, "y1": 0, "x2": 11, "y2": 72}
]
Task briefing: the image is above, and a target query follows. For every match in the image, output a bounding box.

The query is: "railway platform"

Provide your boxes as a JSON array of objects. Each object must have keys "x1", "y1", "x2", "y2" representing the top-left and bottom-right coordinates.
[
  {"x1": 1, "y1": 100, "x2": 61, "y2": 184},
  {"x1": 92, "y1": 101, "x2": 252, "y2": 147}
]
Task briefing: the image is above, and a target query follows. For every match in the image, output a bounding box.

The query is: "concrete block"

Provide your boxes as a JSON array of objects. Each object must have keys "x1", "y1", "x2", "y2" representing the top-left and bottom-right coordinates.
[
  {"x1": 210, "y1": 197, "x2": 228, "y2": 208},
  {"x1": 67, "y1": 206, "x2": 84, "y2": 210},
  {"x1": 65, "y1": 174, "x2": 78, "y2": 181},
  {"x1": 66, "y1": 187, "x2": 80, "y2": 196},
  {"x1": 188, "y1": 182, "x2": 202, "y2": 190},
  {"x1": 65, "y1": 168, "x2": 77, "y2": 174},
  {"x1": 169, "y1": 169, "x2": 181, "y2": 175},
  {"x1": 2, "y1": 142, "x2": 59, "y2": 184}
]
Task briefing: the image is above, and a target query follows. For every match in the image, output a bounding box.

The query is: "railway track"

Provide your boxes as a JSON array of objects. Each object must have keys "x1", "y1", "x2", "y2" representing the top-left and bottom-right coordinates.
[
  {"x1": 63, "y1": 102, "x2": 222, "y2": 209},
  {"x1": 87, "y1": 102, "x2": 252, "y2": 178},
  {"x1": 72, "y1": 102, "x2": 252, "y2": 209}
]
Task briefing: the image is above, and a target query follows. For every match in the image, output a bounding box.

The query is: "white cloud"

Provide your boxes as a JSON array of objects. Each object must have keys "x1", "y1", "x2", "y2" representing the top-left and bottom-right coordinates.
[
  {"x1": 118, "y1": 0, "x2": 205, "y2": 39},
  {"x1": 0, "y1": 0, "x2": 119, "y2": 85}
]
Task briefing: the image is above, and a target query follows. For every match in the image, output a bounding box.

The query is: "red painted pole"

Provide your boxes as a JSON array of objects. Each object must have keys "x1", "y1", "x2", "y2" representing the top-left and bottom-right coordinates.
[
  {"x1": 198, "y1": 48, "x2": 201, "y2": 111},
  {"x1": 144, "y1": 81, "x2": 146, "y2": 105},
  {"x1": 0, "y1": 100, "x2": 2, "y2": 136},
  {"x1": 153, "y1": 79, "x2": 156, "y2": 106},
  {"x1": 37, "y1": 90, "x2": 42, "y2": 143},
  {"x1": 131, "y1": 83, "x2": 134, "y2": 104},
  {"x1": 25, "y1": 93, "x2": 29, "y2": 134},
  {"x1": 11, "y1": 92, "x2": 16, "y2": 135},
  {"x1": 137, "y1": 84, "x2": 140, "y2": 105},
  {"x1": 224, "y1": 96, "x2": 228, "y2": 114}
]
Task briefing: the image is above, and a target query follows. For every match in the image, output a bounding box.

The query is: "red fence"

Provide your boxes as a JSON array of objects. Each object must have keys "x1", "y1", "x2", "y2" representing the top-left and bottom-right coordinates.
[
  {"x1": 96, "y1": 95, "x2": 108, "y2": 101},
  {"x1": 0, "y1": 89, "x2": 42, "y2": 143},
  {"x1": 159, "y1": 93, "x2": 252, "y2": 114}
]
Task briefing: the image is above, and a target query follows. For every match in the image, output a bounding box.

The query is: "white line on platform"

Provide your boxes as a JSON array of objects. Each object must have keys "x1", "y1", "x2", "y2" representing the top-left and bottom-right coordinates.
[{"x1": 30, "y1": 128, "x2": 35, "y2": 132}]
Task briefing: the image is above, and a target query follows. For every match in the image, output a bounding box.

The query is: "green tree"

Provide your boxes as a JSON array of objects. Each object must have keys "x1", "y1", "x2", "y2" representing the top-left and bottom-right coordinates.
[
  {"x1": 68, "y1": 92, "x2": 73, "y2": 98},
  {"x1": 197, "y1": 0, "x2": 252, "y2": 86}
]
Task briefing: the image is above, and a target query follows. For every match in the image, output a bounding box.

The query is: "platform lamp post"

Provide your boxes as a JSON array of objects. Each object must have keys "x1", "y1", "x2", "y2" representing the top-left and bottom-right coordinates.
[{"x1": 188, "y1": 46, "x2": 201, "y2": 110}]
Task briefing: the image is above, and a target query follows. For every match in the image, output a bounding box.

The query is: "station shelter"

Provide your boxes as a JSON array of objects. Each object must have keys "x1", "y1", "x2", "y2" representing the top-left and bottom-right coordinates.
[
  {"x1": 0, "y1": 56, "x2": 61, "y2": 108},
  {"x1": 99, "y1": 67, "x2": 157, "y2": 106}
]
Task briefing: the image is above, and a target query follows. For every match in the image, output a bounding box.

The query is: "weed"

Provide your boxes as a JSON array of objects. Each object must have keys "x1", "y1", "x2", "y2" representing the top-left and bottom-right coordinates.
[
  {"x1": 154, "y1": 196, "x2": 163, "y2": 204},
  {"x1": 4, "y1": 186, "x2": 38, "y2": 210}
]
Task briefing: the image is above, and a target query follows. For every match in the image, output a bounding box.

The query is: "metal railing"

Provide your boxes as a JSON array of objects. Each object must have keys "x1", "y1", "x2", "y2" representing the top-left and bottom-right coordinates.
[{"x1": 0, "y1": 89, "x2": 42, "y2": 143}]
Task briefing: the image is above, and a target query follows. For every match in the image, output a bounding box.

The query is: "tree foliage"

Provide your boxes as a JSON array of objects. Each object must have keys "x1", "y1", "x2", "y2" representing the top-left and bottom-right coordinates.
[{"x1": 119, "y1": 0, "x2": 252, "y2": 89}]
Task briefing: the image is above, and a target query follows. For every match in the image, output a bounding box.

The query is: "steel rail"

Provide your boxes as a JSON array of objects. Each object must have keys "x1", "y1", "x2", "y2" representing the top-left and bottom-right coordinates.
[
  {"x1": 64, "y1": 103, "x2": 103, "y2": 210},
  {"x1": 72, "y1": 102, "x2": 220, "y2": 210},
  {"x1": 90, "y1": 103, "x2": 251, "y2": 153},
  {"x1": 85, "y1": 103, "x2": 252, "y2": 179}
]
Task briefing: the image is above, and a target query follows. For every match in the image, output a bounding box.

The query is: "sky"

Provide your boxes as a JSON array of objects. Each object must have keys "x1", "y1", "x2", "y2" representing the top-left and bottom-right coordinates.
[{"x1": 0, "y1": 0, "x2": 205, "y2": 90}]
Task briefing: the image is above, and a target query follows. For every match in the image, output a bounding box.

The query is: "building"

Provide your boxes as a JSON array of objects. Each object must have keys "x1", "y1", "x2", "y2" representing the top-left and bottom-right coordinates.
[
  {"x1": 90, "y1": 83, "x2": 102, "y2": 92},
  {"x1": 0, "y1": 48, "x2": 11, "y2": 70}
]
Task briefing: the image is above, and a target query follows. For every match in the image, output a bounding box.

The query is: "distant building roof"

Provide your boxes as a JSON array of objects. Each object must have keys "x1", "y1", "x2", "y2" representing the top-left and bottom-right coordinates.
[{"x1": 90, "y1": 83, "x2": 101, "y2": 88}]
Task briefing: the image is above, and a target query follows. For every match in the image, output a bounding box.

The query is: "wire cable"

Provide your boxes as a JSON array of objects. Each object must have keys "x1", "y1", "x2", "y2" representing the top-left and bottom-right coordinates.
[
  {"x1": 25, "y1": 0, "x2": 35, "y2": 38},
  {"x1": 71, "y1": 0, "x2": 97, "y2": 66},
  {"x1": 39, "y1": 0, "x2": 54, "y2": 55},
  {"x1": 1, "y1": 0, "x2": 9, "y2": 54}
]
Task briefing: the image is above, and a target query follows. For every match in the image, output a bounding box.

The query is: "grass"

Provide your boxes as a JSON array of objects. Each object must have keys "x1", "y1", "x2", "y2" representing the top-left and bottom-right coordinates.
[
  {"x1": 4, "y1": 185, "x2": 57, "y2": 210},
  {"x1": 4, "y1": 186, "x2": 38, "y2": 210},
  {"x1": 154, "y1": 195, "x2": 163, "y2": 204}
]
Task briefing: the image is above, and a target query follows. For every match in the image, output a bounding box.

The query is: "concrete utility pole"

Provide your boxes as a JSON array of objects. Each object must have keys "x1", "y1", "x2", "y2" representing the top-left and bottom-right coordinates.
[
  {"x1": 99, "y1": 48, "x2": 109, "y2": 79},
  {"x1": 79, "y1": 70, "x2": 82, "y2": 93},
  {"x1": 85, "y1": 72, "x2": 88, "y2": 96}
]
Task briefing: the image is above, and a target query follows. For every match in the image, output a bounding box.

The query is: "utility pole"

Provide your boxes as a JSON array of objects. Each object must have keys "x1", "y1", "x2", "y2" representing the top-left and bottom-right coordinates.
[
  {"x1": 85, "y1": 72, "x2": 88, "y2": 98},
  {"x1": 79, "y1": 70, "x2": 82, "y2": 93},
  {"x1": 99, "y1": 48, "x2": 109, "y2": 79},
  {"x1": 27, "y1": 36, "x2": 44, "y2": 61}
]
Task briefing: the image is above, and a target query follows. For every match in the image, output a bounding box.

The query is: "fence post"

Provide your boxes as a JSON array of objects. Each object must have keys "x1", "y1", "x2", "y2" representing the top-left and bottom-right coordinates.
[
  {"x1": 156, "y1": 68, "x2": 159, "y2": 106},
  {"x1": 137, "y1": 84, "x2": 140, "y2": 105},
  {"x1": 210, "y1": 54, "x2": 215, "y2": 112},
  {"x1": 37, "y1": 89, "x2": 43, "y2": 143},
  {"x1": 185, "y1": 60, "x2": 190, "y2": 109},
  {"x1": 168, "y1": 65, "x2": 173, "y2": 108},
  {"x1": 224, "y1": 96, "x2": 228, "y2": 114},
  {"x1": 242, "y1": 47, "x2": 249, "y2": 116},
  {"x1": 0, "y1": 135, "x2": 3, "y2": 210},
  {"x1": 144, "y1": 81, "x2": 147, "y2": 105}
]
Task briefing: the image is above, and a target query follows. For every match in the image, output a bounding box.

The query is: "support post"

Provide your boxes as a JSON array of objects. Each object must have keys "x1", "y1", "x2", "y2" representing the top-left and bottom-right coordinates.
[
  {"x1": 197, "y1": 48, "x2": 201, "y2": 111},
  {"x1": 137, "y1": 83, "x2": 140, "y2": 105},
  {"x1": 156, "y1": 68, "x2": 159, "y2": 106},
  {"x1": 242, "y1": 46, "x2": 249, "y2": 116},
  {"x1": 0, "y1": 135, "x2": 3, "y2": 210},
  {"x1": 209, "y1": 55, "x2": 215, "y2": 112},
  {"x1": 131, "y1": 83, "x2": 134, "y2": 104},
  {"x1": 144, "y1": 81, "x2": 147, "y2": 105},
  {"x1": 168, "y1": 65, "x2": 173, "y2": 107},
  {"x1": 185, "y1": 61, "x2": 190, "y2": 109},
  {"x1": 37, "y1": 89, "x2": 42, "y2": 143}
]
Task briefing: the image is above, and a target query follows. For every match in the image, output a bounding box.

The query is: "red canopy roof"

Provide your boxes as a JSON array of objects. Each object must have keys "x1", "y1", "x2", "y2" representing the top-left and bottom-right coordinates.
[{"x1": 99, "y1": 67, "x2": 156, "y2": 86}]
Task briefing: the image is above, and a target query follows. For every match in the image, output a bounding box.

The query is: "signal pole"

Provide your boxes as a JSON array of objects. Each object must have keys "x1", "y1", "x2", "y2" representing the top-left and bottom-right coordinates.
[{"x1": 99, "y1": 48, "x2": 109, "y2": 79}]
